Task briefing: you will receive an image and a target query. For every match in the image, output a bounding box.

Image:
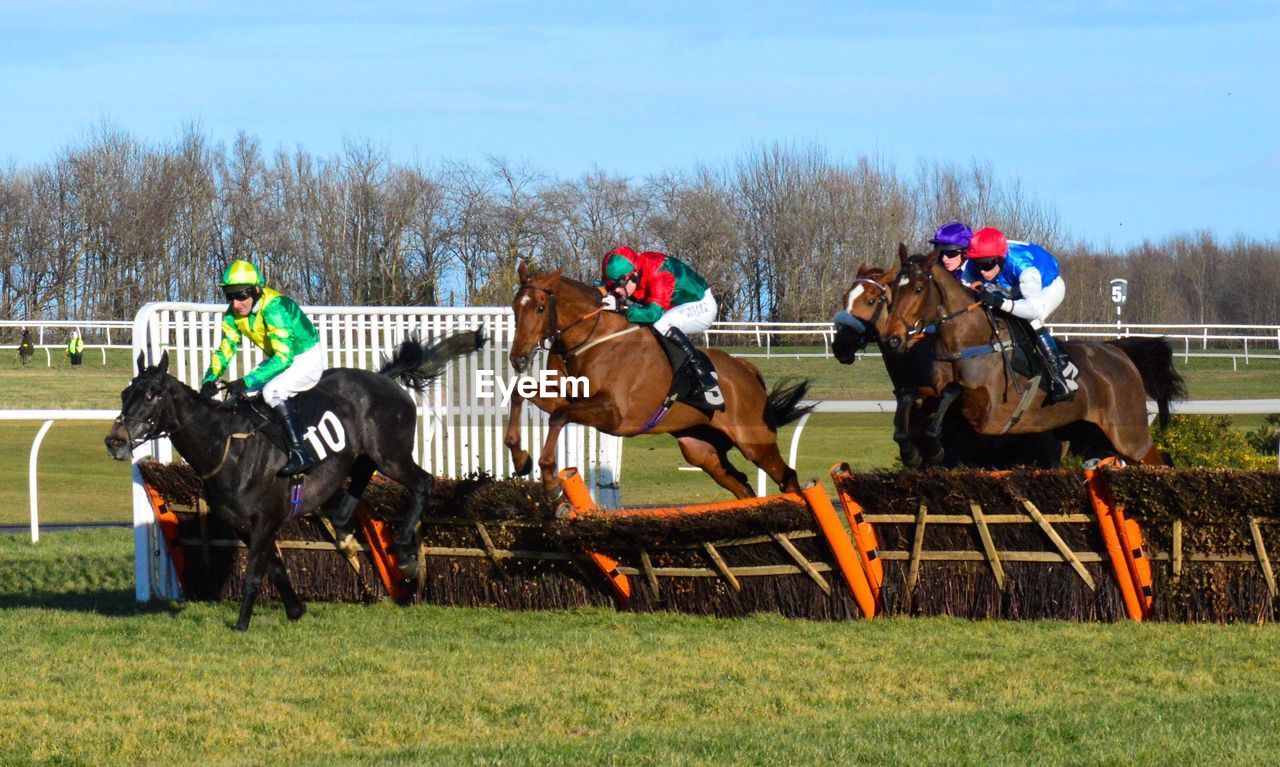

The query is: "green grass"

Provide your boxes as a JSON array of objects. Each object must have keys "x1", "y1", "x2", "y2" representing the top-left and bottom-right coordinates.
[{"x1": 2, "y1": 531, "x2": 1280, "y2": 765}]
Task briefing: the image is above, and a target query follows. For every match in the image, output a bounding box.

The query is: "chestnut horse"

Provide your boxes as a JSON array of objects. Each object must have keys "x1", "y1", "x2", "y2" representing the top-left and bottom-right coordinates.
[
  {"x1": 505, "y1": 262, "x2": 812, "y2": 499},
  {"x1": 881, "y1": 247, "x2": 1184, "y2": 465},
  {"x1": 832, "y1": 264, "x2": 1062, "y2": 468}
]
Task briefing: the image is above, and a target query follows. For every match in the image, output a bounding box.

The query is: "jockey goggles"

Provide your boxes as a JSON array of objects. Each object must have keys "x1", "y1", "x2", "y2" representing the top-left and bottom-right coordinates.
[
  {"x1": 970, "y1": 256, "x2": 1004, "y2": 272},
  {"x1": 604, "y1": 270, "x2": 639, "y2": 290},
  {"x1": 223, "y1": 286, "x2": 256, "y2": 301}
]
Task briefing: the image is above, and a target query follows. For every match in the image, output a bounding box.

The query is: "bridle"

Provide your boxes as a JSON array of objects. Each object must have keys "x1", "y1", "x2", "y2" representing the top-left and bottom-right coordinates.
[
  {"x1": 850, "y1": 277, "x2": 892, "y2": 330},
  {"x1": 897, "y1": 264, "x2": 984, "y2": 341},
  {"x1": 113, "y1": 380, "x2": 188, "y2": 451},
  {"x1": 514, "y1": 283, "x2": 609, "y2": 362}
]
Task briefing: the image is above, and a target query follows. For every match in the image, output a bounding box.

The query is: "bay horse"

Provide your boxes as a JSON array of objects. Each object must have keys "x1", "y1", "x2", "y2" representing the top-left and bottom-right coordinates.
[
  {"x1": 105, "y1": 331, "x2": 484, "y2": 630},
  {"x1": 505, "y1": 262, "x2": 813, "y2": 499},
  {"x1": 833, "y1": 265, "x2": 1062, "y2": 469},
  {"x1": 881, "y1": 246, "x2": 1184, "y2": 465}
]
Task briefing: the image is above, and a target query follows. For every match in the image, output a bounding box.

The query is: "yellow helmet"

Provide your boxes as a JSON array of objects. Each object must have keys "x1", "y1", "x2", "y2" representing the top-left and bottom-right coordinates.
[{"x1": 219, "y1": 260, "x2": 264, "y2": 288}]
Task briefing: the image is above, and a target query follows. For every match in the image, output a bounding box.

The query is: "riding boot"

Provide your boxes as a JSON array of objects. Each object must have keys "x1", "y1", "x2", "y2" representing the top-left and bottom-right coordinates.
[
  {"x1": 274, "y1": 399, "x2": 320, "y2": 477},
  {"x1": 664, "y1": 327, "x2": 723, "y2": 406},
  {"x1": 1035, "y1": 329, "x2": 1080, "y2": 404}
]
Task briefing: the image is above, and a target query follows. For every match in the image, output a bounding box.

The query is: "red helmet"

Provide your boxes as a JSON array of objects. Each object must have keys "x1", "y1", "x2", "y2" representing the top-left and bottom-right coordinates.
[{"x1": 967, "y1": 227, "x2": 1009, "y2": 260}]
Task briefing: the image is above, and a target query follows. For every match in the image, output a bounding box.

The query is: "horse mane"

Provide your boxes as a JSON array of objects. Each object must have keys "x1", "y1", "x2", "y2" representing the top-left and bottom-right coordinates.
[{"x1": 523, "y1": 267, "x2": 610, "y2": 316}]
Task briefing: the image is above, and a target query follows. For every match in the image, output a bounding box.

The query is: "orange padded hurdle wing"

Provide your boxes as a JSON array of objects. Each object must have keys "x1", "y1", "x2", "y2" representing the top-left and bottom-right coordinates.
[
  {"x1": 558, "y1": 468, "x2": 632, "y2": 607},
  {"x1": 830, "y1": 463, "x2": 884, "y2": 605},
  {"x1": 1086, "y1": 465, "x2": 1151, "y2": 621},
  {"x1": 802, "y1": 480, "x2": 877, "y2": 618},
  {"x1": 142, "y1": 480, "x2": 187, "y2": 596}
]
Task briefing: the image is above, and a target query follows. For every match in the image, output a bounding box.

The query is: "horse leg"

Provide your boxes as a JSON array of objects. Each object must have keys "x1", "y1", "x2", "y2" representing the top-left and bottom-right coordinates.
[
  {"x1": 235, "y1": 513, "x2": 284, "y2": 631},
  {"x1": 504, "y1": 393, "x2": 534, "y2": 476},
  {"x1": 1140, "y1": 444, "x2": 1170, "y2": 466},
  {"x1": 537, "y1": 395, "x2": 620, "y2": 494},
  {"x1": 266, "y1": 547, "x2": 306, "y2": 621},
  {"x1": 730, "y1": 436, "x2": 800, "y2": 494},
  {"x1": 892, "y1": 389, "x2": 923, "y2": 468},
  {"x1": 674, "y1": 430, "x2": 754, "y2": 499},
  {"x1": 922, "y1": 383, "x2": 964, "y2": 465},
  {"x1": 371, "y1": 450, "x2": 435, "y2": 582}
]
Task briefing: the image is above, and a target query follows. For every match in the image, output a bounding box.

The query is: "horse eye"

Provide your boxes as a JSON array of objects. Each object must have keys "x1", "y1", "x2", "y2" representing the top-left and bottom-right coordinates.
[
  {"x1": 145, "y1": 391, "x2": 156, "y2": 401},
  {"x1": 536, "y1": 306, "x2": 545, "y2": 314},
  {"x1": 914, "y1": 286, "x2": 923, "y2": 294}
]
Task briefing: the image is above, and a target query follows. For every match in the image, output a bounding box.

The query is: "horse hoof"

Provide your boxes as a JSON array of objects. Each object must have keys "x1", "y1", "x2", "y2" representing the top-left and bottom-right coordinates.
[
  {"x1": 395, "y1": 554, "x2": 419, "y2": 582},
  {"x1": 232, "y1": 623, "x2": 249, "y2": 632},
  {"x1": 514, "y1": 455, "x2": 533, "y2": 476},
  {"x1": 286, "y1": 603, "x2": 307, "y2": 622},
  {"x1": 900, "y1": 448, "x2": 923, "y2": 469}
]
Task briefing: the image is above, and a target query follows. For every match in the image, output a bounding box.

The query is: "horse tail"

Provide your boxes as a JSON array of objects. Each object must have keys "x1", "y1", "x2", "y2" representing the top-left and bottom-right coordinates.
[
  {"x1": 1106, "y1": 337, "x2": 1187, "y2": 429},
  {"x1": 379, "y1": 330, "x2": 487, "y2": 392},
  {"x1": 763, "y1": 377, "x2": 816, "y2": 430}
]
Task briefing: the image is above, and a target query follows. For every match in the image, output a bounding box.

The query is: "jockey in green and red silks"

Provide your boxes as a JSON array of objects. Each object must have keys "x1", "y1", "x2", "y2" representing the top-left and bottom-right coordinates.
[{"x1": 598, "y1": 246, "x2": 722, "y2": 404}]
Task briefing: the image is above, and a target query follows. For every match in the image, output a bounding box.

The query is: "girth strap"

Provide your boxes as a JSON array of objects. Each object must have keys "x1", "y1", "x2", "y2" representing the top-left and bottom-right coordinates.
[{"x1": 934, "y1": 339, "x2": 1016, "y2": 362}]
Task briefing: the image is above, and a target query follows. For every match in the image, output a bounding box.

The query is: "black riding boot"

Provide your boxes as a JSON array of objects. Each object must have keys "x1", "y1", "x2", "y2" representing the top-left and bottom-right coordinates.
[
  {"x1": 1035, "y1": 329, "x2": 1079, "y2": 404},
  {"x1": 274, "y1": 400, "x2": 320, "y2": 477},
  {"x1": 664, "y1": 327, "x2": 723, "y2": 406}
]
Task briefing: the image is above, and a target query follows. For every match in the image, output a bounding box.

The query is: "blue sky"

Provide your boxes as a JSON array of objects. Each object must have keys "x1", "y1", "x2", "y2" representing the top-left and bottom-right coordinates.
[{"x1": 2, "y1": 1, "x2": 1277, "y2": 248}]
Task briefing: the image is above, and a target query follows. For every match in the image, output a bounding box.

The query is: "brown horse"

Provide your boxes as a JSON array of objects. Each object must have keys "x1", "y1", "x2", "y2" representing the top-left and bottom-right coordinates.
[
  {"x1": 881, "y1": 246, "x2": 1184, "y2": 465},
  {"x1": 505, "y1": 262, "x2": 812, "y2": 499},
  {"x1": 833, "y1": 265, "x2": 1062, "y2": 468}
]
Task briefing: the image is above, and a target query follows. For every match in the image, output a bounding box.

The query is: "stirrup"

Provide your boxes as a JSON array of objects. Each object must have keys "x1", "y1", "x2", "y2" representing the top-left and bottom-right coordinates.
[{"x1": 278, "y1": 448, "x2": 319, "y2": 477}]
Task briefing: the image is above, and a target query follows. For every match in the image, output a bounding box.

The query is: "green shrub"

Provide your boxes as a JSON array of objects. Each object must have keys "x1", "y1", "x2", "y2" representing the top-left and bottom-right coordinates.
[
  {"x1": 1245, "y1": 414, "x2": 1280, "y2": 457},
  {"x1": 1154, "y1": 414, "x2": 1276, "y2": 469}
]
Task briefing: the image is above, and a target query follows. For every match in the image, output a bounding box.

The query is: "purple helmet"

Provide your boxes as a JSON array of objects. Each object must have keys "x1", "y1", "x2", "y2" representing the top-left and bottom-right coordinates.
[{"x1": 930, "y1": 221, "x2": 972, "y2": 250}]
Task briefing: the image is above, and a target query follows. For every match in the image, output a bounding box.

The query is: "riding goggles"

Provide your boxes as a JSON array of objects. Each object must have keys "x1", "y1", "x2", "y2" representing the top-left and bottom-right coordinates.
[
  {"x1": 970, "y1": 257, "x2": 1004, "y2": 272},
  {"x1": 223, "y1": 286, "x2": 255, "y2": 301}
]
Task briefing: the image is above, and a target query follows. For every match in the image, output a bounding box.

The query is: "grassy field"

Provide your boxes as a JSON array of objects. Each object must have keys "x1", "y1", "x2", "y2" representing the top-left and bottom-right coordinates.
[
  {"x1": 3, "y1": 531, "x2": 1280, "y2": 765},
  {"x1": 0, "y1": 348, "x2": 1276, "y2": 524}
]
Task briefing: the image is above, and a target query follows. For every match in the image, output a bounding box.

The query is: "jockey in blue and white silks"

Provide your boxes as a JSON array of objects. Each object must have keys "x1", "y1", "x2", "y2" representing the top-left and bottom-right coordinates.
[{"x1": 964, "y1": 227, "x2": 1079, "y2": 403}]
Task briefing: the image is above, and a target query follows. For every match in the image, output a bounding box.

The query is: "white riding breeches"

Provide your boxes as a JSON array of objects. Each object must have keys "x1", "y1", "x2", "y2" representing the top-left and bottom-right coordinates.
[
  {"x1": 255, "y1": 344, "x2": 327, "y2": 407},
  {"x1": 652, "y1": 291, "x2": 718, "y2": 336},
  {"x1": 1010, "y1": 276, "x2": 1066, "y2": 330}
]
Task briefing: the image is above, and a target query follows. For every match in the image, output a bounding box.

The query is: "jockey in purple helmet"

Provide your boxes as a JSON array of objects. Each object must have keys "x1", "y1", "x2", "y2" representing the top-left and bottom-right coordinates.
[{"x1": 930, "y1": 221, "x2": 972, "y2": 281}]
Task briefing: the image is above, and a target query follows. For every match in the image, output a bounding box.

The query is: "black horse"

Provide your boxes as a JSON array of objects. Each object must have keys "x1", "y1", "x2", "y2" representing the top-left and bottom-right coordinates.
[
  {"x1": 833, "y1": 265, "x2": 1062, "y2": 469},
  {"x1": 106, "y1": 330, "x2": 485, "y2": 631}
]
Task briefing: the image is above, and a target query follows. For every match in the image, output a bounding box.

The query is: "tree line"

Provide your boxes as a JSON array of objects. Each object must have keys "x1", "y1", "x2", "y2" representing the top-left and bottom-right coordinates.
[{"x1": 3, "y1": 123, "x2": 1278, "y2": 327}]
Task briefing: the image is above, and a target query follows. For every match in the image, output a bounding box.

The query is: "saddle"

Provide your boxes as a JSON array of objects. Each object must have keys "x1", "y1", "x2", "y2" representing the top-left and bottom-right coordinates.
[
  {"x1": 232, "y1": 388, "x2": 343, "y2": 455},
  {"x1": 652, "y1": 329, "x2": 725, "y2": 415},
  {"x1": 991, "y1": 315, "x2": 1067, "y2": 398}
]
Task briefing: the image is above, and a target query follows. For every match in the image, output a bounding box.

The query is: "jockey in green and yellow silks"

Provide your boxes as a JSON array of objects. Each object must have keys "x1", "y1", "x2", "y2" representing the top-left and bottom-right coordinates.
[{"x1": 199, "y1": 259, "x2": 325, "y2": 476}]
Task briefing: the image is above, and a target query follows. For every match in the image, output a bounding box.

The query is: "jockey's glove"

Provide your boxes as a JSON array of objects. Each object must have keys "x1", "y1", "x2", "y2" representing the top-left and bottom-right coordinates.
[
  {"x1": 199, "y1": 381, "x2": 219, "y2": 399},
  {"x1": 600, "y1": 294, "x2": 618, "y2": 311},
  {"x1": 223, "y1": 378, "x2": 248, "y2": 408},
  {"x1": 978, "y1": 289, "x2": 1010, "y2": 313}
]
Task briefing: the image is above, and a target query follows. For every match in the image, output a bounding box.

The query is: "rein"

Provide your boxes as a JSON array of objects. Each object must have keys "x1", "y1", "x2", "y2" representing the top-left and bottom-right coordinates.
[
  {"x1": 516, "y1": 284, "x2": 627, "y2": 364},
  {"x1": 902, "y1": 271, "x2": 984, "y2": 342}
]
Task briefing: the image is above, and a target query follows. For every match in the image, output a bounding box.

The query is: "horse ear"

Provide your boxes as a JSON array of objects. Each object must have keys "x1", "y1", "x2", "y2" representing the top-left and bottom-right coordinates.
[
  {"x1": 855, "y1": 264, "x2": 870, "y2": 278},
  {"x1": 548, "y1": 268, "x2": 563, "y2": 281},
  {"x1": 517, "y1": 260, "x2": 529, "y2": 284},
  {"x1": 158, "y1": 350, "x2": 169, "y2": 374},
  {"x1": 136, "y1": 351, "x2": 147, "y2": 375},
  {"x1": 897, "y1": 242, "x2": 909, "y2": 265}
]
